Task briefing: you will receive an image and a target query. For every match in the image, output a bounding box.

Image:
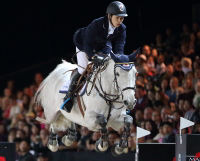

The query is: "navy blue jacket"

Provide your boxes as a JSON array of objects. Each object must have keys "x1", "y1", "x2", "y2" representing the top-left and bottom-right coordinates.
[{"x1": 73, "y1": 16, "x2": 126, "y2": 58}]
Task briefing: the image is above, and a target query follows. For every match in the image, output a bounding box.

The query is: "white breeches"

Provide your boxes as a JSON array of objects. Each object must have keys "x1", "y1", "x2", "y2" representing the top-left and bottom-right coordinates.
[{"x1": 76, "y1": 47, "x2": 88, "y2": 74}]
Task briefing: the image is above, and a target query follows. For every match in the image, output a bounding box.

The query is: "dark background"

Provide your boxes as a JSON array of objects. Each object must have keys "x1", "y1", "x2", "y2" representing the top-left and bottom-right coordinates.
[{"x1": 0, "y1": 0, "x2": 199, "y2": 92}]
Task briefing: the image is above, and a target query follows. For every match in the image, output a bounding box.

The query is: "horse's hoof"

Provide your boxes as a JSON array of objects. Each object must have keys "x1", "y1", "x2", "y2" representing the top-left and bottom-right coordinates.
[
  {"x1": 47, "y1": 140, "x2": 59, "y2": 152},
  {"x1": 62, "y1": 135, "x2": 74, "y2": 146},
  {"x1": 95, "y1": 139, "x2": 108, "y2": 153},
  {"x1": 111, "y1": 143, "x2": 124, "y2": 157}
]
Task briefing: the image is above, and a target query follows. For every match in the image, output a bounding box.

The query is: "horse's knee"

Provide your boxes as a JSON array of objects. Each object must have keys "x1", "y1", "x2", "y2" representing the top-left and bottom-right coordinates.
[{"x1": 124, "y1": 115, "x2": 133, "y2": 127}]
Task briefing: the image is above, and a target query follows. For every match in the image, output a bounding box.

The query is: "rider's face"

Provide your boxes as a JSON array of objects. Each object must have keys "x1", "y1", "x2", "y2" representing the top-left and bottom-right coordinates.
[{"x1": 109, "y1": 15, "x2": 124, "y2": 27}]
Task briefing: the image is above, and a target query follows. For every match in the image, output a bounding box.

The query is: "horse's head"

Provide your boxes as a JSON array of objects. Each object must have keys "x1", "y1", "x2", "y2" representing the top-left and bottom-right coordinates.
[{"x1": 107, "y1": 48, "x2": 140, "y2": 110}]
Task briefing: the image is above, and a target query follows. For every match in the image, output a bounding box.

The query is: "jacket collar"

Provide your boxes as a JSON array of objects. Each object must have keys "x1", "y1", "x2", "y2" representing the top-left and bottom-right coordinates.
[{"x1": 103, "y1": 16, "x2": 119, "y2": 37}]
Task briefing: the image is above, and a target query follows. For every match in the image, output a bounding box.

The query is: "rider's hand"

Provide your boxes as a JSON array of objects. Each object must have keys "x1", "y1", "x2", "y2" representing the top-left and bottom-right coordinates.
[{"x1": 91, "y1": 54, "x2": 104, "y2": 67}]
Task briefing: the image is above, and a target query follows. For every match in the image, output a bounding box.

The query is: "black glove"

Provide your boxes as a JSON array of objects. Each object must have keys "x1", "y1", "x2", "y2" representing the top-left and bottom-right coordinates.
[{"x1": 91, "y1": 54, "x2": 104, "y2": 67}]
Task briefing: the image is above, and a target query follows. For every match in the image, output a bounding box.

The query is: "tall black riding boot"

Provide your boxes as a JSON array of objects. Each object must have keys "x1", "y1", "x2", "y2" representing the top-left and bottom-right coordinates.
[{"x1": 62, "y1": 69, "x2": 81, "y2": 113}]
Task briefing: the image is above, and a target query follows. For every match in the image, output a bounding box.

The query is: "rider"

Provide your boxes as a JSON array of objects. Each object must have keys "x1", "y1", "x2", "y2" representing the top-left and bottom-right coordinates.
[{"x1": 62, "y1": 1, "x2": 128, "y2": 113}]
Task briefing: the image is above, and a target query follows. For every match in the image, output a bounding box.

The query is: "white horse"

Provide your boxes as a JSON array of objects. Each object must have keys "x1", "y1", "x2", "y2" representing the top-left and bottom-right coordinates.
[{"x1": 35, "y1": 50, "x2": 139, "y2": 156}]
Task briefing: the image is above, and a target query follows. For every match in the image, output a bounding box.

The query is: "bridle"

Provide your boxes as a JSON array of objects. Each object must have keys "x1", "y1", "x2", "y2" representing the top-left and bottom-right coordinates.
[{"x1": 85, "y1": 58, "x2": 136, "y2": 111}]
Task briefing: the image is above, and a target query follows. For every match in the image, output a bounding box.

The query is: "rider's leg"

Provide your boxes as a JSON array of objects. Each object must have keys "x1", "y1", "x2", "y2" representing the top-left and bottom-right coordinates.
[
  {"x1": 62, "y1": 47, "x2": 88, "y2": 113},
  {"x1": 76, "y1": 47, "x2": 88, "y2": 74}
]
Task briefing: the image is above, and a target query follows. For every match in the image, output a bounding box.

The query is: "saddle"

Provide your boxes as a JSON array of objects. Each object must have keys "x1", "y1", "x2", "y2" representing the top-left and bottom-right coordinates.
[{"x1": 62, "y1": 63, "x2": 94, "y2": 117}]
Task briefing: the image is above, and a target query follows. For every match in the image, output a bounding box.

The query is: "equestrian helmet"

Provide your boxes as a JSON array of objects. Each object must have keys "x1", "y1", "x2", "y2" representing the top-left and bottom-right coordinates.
[{"x1": 106, "y1": 1, "x2": 128, "y2": 17}]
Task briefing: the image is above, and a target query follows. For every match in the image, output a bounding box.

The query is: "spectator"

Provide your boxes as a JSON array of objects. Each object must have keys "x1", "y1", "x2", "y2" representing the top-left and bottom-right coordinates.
[
  {"x1": 22, "y1": 95, "x2": 31, "y2": 113},
  {"x1": 33, "y1": 129, "x2": 49, "y2": 156},
  {"x1": 131, "y1": 85, "x2": 148, "y2": 114},
  {"x1": 184, "y1": 99, "x2": 195, "y2": 121},
  {"x1": 2, "y1": 97, "x2": 10, "y2": 120},
  {"x1": 161, "y1": 107, "x2": 172, "y2": 122},
  {"x1": 155, "y1": 91, "x2": 168, "y2": 106},
  {"x1": 152, "y1": 111, "x2": 161, "y2": 126},
  {"x1": 35, "y1": 73, "x2": 43, "y2": 88},
  {"x1": 152, "y1": 34, "x2": 164, "y2": 53},
  {"x1": 162, "y1": 122, "x2": 175, "y2": 143},
  {"x1": 7, "y1": 80, "x2": 16, "y2": 96},
  {"x1": 17, "y1": 91, "x2": 24, "y2": 107},
  {"x1": 192, "y1": 69, "x2": 200, "y2": 87},
  {"x1": 181, "y1": 57, "x2": 192, "y2": 75},
  {"x1": 177, "y1": 96, "x2": 185, "y2": 114},
  {"x1": 156, "y1": 54, "x2": 166, "y2": 75},
  {"x1": 0, "y1": 123, "x2": 7, "y2": 141},
  {"x1": 125, "y1": 136, "x2": 136, "y2": 153},
  {"x1": 9, "y1": 96, "x2": 20, "y2": 119},
  {"x1": 144, "y1": 120, "x2": 158, "y2": 140},
  {"x1": 19, "y1": 139, "x2": 35, "y2": 161},
  {"x1": 153, "y1": 122, "x2": 164, "y2": 143},
  {"x1": 151, "y1": 49, "x2": 158, "y2": 59},
  {"x1": 14, "y1": 138, "x2": 22, "y2": 160},
  {"x1": 130, "y1": 123, "x2": 136, "y2": 136},
  {"x1": 193, "y1": 82, "x2": 200, "y2": 108},
  {"x1": 18, "y1": 119, "x2": 26, "y2": 130},
  {"x1": 182, "y1": 78, "x2": 193, "y2": 93},
  {"x1": 172, "y1": 110, "x2": 182, "y2": 133},
  {"x1": 192, "y1": 100, "x2": 200, "y2": 122},
  {"x1": 4, "y1": 88, "x2": 12, "y2": 98},
  {"x1": 142, "y1": 45, "x2": 151, "y2": 57},
  {"x1": 135, "y1": 109, "x2": 144, "y2": 124},
  {"x1": 147, "y1": 55, "x2": 156, "y2": 74},
  {"x1": 137, "y1": 73, "x2": 147, "y2": 85},
  {"x1": 86, "y1": 132, "x2": 100, "y2": 152},
  {"x1": 161, "y1": 79, "x2": 169, "y2": 93},
  {"x1": 153, "y1": 100, "x2": 164, "y2": 112},
  {"x1": 147, "y1": 90, "x2": 155, "y2": 107},
  {"x1": 106, "y1": 131, "x2": 120, "y2": 152},
  {"x1": 8, "y1": 129, "x2": 16, "y2": 143},
  {"x1": 165, "y1": 77, "x2": 179, "y2": 103},
  {"x1": 176, "y1": 87, "x2": 184, "y2": 104},
  {"x1": 78, "y1": 126, "x2": 92, "y2": 151},
  {"x1": 145, "y1": 81, "x2": 154, "y2": 91},
  {"x1": 16, "y1": 129, "x2": 26, "y2": 139},
  {"x1": 162, "y1": 64, "x2": 174, "y2": 81},
  {"x1": 180, "y1": 24, "x2": 190, "y2": 43},
  {"x1": 144, "y1": 107, "x2": 154, "y2": 120},
  {"x1": 138, "y1": 120, "x2": 145, "y2": 129}
]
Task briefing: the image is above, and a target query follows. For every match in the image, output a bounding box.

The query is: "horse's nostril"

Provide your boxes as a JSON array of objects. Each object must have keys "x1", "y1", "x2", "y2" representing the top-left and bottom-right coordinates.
[{"x1": 123, "y1": 100, "x2": 128, "y2": 106}]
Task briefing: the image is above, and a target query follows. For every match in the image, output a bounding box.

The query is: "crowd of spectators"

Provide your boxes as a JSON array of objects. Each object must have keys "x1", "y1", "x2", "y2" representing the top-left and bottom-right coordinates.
[{"x1": 1, "y1": 22, "x2": 200, "y2": 160}]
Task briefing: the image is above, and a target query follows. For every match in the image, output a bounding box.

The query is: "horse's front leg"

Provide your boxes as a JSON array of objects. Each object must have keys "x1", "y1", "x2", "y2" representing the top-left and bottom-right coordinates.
[
  {"x1": 95, "y1": 114, "x2": 109, "y2": 152},
  {"x1": 111, "y1": 115, "x2": 133, "y2": 157}
]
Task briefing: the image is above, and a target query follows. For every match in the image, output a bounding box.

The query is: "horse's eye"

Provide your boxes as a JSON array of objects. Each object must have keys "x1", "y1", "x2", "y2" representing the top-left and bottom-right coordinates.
[{"x1": 116, "y1": 72, "x2": 120, "y2": 76}]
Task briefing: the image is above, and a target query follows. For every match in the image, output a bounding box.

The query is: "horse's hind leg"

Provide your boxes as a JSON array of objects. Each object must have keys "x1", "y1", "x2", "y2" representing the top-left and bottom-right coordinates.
[
  {"x1": 47, "y1": 125, "x2": 59, "y2": 152},
  {"x1": 61, "y1": 122, "x2": 77, "y2": 146},
  {"x1": 95, "y1": 114, "x2": 109, "y2": 152},
  {"x1": 111, "y1": 115, "x2": 133, "y2": 157},
  {"x1": 47, "y1": 114, "x2": 71, "y2": 152}
]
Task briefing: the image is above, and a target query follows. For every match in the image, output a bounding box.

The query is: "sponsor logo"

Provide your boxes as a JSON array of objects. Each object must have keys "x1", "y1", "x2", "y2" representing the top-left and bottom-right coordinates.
[{"x1": 119, "y1": 4, "x2": 124, "y2": 11}]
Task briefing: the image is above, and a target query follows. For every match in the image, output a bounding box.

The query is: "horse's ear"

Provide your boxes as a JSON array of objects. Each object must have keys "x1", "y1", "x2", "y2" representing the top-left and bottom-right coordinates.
[
  {"x1": 110, "y1": 51, "x2": 119, "y2": 63},
  {"x1": 128, "y1": 47, "x2": 141, "y2": 62}
]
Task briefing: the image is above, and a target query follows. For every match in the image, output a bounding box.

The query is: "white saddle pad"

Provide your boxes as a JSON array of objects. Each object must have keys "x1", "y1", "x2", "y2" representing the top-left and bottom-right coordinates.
[{"x1": 59, "y1": 80, "x2": 86, "y2": 96}]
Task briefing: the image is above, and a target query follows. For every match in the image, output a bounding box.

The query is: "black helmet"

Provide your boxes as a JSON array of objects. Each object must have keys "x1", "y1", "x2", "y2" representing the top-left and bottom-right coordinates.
[{"x1": 106, "y1": 1, "x2": 128, "y2": 17}]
